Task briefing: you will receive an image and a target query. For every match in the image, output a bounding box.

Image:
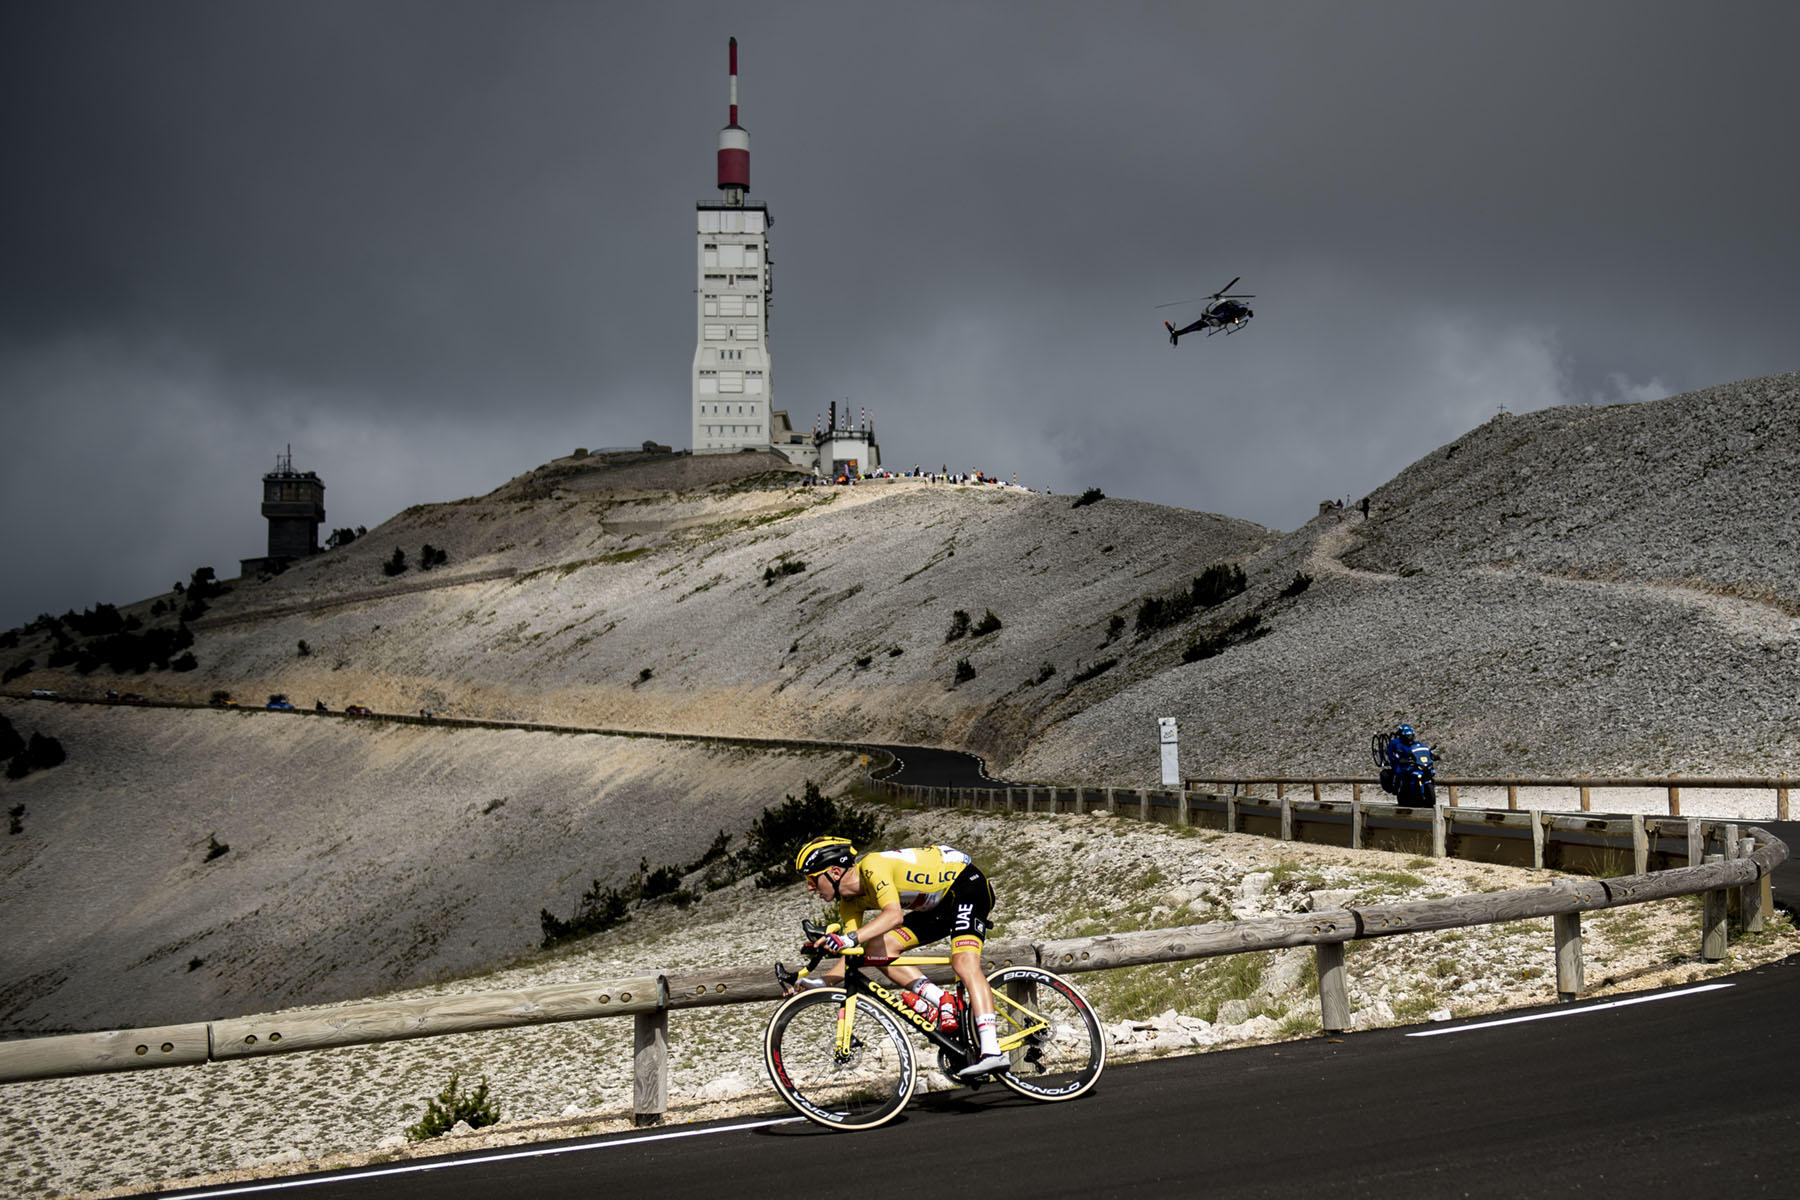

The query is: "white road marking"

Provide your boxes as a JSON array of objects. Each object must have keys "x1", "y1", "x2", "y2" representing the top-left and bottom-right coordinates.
[
  {"x1": 156, "y1": 1115, "x2": 806, "y2": 1197},
  {"x1": 1405, "y1": 982, "x2": 1734, "y2": 1037}
]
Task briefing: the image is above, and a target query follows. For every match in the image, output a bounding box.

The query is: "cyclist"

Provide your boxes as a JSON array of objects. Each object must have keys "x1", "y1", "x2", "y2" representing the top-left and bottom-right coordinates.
[{"x1": 792, "y1": 836, "x2": 1009, "y2": 1078}]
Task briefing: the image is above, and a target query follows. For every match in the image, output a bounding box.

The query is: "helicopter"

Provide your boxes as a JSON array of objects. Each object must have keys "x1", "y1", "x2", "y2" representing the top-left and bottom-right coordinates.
[{"x1": 1158, "y1": 277, "x2": 1256, "y2": 344}]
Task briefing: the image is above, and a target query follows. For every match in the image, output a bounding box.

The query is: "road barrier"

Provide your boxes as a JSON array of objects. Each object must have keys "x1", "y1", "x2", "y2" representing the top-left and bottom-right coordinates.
[
  {"x1": 1184, "y1": 774, "x2": 1798, "y2": 820},
  {"x1": 0, "y1": 786, "x2": 1786, "y2": 1133}
]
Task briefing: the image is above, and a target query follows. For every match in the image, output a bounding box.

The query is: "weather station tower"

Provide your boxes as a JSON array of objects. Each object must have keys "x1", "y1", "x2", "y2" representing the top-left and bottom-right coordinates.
[
  {"x1": 692, "y1": 38, "x2": 775, "y2": 454},
  {"x1": 239, "y1": 446, "x2": 325, "y2": 577}
]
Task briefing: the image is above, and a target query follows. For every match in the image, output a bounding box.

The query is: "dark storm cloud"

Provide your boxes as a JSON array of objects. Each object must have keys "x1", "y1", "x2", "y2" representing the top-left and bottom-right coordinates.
[{"x1": 3, "y1": 1, "x2": 1796, "y2": 629}]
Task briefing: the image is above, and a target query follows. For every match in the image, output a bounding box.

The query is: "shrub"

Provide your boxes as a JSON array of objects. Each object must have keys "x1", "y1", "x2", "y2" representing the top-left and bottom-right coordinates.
[
  {"x1": 1072, "y1": 658, "x2": 1117, "y2": 683},
  {"x1": 854, "y1": 654, "x2": 873, "y2": 669},
  {"x1": 1280, "y1": 572, "x2": 1313, "y2": 598},
  {"x1": 740, "y1": 781, "x2": 884, "y2": 889},
  {"x1": 296, "y1": 640, "x2": 311, "y2": 657},
  {"x1": 0, "y1": 714, "x2": 21, "y2": 761},
  {"x1": 8, "y1": 804, "x2": 22, "y2": 835},
  {"x1": 420, "y1": 544, "x2": 449, "y2": 570},
  {"x1": 1032, "y1": 662, "x2": 1056, "y2": 685},
  {"x1": 205, "y1": 833, "x2": 230, "y2": 861},
  {"x1": 1183, "y1": 613, "x2": 1268, "y2": 662},
  {"x1": 170, "y1": 652, "x2": 198, "y2": 672},
  {"x1": 1192, "y1": 563, "x2": 1247, "y2": 608},
  {"x1": 1134, "y1": 562, "x2": 1248, "y2": 637},
  {"x1": 406, "y1": 1073, "x2": 500, "y2": 1142},
  {"x1": 640, "y1": 859, "x2": 684, "y2": 901},
  {"x1": 26, "y1": 733, "x2": 64, "y2": 771},
  {"x1": 972, "y1": 609, "x2": 1002, "y2": 636},
  {"x1": 637, "y1": 667, "x2": 653, "y2": 683},
  {"x1": 954, "y1": 658, "x2": 976, "y2": 685},
  {"x1": 944, "y1": 609, "x2": 971, "y2": 642},
  {"x1": 1071, "y1": 487, "x2": 1106, "y2": 508},
  {"x1": 1, "y1": 659, "x2": 33, "y2": 684},
  {"x1": 540, "y1": 879, "x2": 632, "y2": 947},
  {"x1": 384, "y1": 548, "x2": 408, "y2": 576},
  {"x1": 763, "y1": 559, "x2": 806, "y2": 585},
  {"x1": 1103, "y1": 615, "x2": 1125, "y2": 645}
]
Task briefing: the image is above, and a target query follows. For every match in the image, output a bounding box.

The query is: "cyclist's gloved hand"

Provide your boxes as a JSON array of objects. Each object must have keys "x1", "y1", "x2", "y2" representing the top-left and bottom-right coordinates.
[{"x1": 817, "y1": 930, "x2": 858, "y2": 953}]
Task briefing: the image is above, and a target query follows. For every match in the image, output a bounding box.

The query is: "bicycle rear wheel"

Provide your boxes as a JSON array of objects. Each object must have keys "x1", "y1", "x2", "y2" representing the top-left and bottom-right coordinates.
[
  {"x1": 985, "y1": 966, "x2": 1106, "y2": 1101},
  {"x1": 763, "y1": 988, "x2": 917, "y2": 1131}
]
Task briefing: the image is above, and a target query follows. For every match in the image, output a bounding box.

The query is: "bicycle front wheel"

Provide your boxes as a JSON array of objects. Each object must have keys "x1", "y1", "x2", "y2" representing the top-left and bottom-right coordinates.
[
  {"x1": 763, "y1": 988, "x2": 917, "y2": 1131},
  {"x1": 986, "y1": 966, "x2": 1106, "y2": 1102}
]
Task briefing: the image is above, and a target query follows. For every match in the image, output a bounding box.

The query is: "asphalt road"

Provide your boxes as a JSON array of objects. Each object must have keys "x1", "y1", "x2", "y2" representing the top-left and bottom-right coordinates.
[{"x1": 866, "y1": 743, "x2": 1013, "y2": 789}]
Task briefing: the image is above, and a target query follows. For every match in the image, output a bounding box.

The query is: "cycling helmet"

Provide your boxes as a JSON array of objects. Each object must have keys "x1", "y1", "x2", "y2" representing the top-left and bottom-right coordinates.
[{"x1": 795, "y1": 836, "x2": 857, "y2": 876}]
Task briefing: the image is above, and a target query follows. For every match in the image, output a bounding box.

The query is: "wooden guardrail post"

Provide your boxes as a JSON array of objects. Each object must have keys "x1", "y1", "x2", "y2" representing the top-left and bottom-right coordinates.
[
  {"x1": 1554, "y1": 883, "x2": 1584, "y2": 1001},
  {"x1": 1226, "y1": 794, "x2": 1238, "y2": 833},
  {"x1": 1276, "y1": 781, "x2": 1286, "y2": 801},
  {"x1": 1701, "y1": 853, "x2": 1729, "y2": 961},
  {"x1": 1531, "y1": 812, "x2": 1546, "y2": 870},
  {"x1": 633, "y1": 1005, "x2": 668, "y2": 1126},
  {"x1": 1631, "y1": 815, "x2": 1648, "y2": 876},
  {"x1": 1280, "y1": 798, "x2": 1293, "y2": 842},
  {"x1": 1316, "y1": 942, "x2": 1350, "y2": 1033},
  {"x1": 1739, "y1": 838, "x2": 1764, "y2": 933},
  {"x1": 1105, "y1": 787, "x2": 1117, "y2": 815},
  {"x1": 1138, "y1": 789, "x2": 1150, "y2": 820},
  {"x1": 1311, "y1": 782, "x2": 1322, "y2": 803},
  {"x1": 1350, "y1": 800, "x2": 1363, "y2": 850},
  {"x1": 1074, "y1": 786, "x2": 1086, "y2": 814},
  {"x1": 1667, "y1": 779, "x2": 1681, "y2": 816},
  {"x1": 1447, "y1": 784, "x2": 1459, "y2": 807},
  {"x1": 1780, "y1": 786, "x2": 1791, "y2": 821},
  {"x1": 1507, "y1": 779, "x2": 1519, "y2": 810},
  {"x1": 1177, "y1": 789, "x2": 1190, "y2": 826},
  {"x1": 1686, "y1": 819, "x2": 1703, "y2": 868},
  {"x1": 1352, "y1": 782, "x2": 1362, "y2": 803},
  {"x1": 1430, "y1": 805, "x2": 1446, "y2": 858},
  {"x1": 1579, "y1": 780, "x2": 1592, "y2": 812}
]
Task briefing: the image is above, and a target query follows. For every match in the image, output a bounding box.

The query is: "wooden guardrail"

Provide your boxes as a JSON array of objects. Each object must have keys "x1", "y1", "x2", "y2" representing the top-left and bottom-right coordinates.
[
  {"x1": 0, "y1": 787, "x2": 1784, "y2": 1131},
  {"x1": 1184, "y1": 775, "x2": 1798, "y2": 819}
]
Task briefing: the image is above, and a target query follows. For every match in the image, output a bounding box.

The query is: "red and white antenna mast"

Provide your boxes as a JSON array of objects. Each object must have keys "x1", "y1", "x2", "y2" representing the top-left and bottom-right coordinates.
[{"x1": 716, "y1": 37, "x2": 750, "y2": 204}]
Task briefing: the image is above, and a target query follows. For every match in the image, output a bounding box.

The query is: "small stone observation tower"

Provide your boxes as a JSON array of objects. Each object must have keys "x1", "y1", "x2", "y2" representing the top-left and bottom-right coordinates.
[{"x1": 240, "y1": 446, "x2": 325, "y2": 577}]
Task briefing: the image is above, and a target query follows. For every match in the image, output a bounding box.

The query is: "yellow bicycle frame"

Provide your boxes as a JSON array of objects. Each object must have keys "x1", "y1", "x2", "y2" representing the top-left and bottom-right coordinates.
[{"x1": 810, "y1": 948, "x2": 1049, "y2": 1055}]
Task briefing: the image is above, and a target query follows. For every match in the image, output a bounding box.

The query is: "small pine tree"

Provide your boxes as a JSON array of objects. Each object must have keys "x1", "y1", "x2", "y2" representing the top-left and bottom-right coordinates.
[
  {"x1": 405, "y1": 1073, "x2": 500, "y2": 1142},
  {"x1": 383, "y1": 547, "x2": 408, "y2": 577}
]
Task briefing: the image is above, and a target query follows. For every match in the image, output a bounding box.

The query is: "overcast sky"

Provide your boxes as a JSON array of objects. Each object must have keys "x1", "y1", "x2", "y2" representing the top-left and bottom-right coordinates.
[{"x1": 3, "y1": 1, "x2": 1796, "y2": 631}]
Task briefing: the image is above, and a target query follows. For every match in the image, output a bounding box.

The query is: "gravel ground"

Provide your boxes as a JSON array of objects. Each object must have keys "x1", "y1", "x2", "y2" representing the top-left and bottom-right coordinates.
[{"x1": 8, "y1": 800, "x2": 1791, "y2": 1199}]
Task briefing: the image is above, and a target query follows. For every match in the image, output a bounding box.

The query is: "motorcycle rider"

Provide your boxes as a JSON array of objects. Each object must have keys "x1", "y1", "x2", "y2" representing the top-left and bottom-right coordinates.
[{"x1": 1384, "y1": 724, "x2": 1436, "y2": 803}]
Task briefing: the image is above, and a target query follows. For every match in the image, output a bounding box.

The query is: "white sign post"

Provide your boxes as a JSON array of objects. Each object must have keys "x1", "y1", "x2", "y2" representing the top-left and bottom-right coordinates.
[{"x1": 1158, "y1": 717, "x2": 1180, "y2": 787}]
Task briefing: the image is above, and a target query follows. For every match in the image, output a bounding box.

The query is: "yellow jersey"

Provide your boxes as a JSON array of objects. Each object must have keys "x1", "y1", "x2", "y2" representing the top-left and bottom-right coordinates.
[{"x1": 834, "y1": 845, "x2": 973, "y2": 929}]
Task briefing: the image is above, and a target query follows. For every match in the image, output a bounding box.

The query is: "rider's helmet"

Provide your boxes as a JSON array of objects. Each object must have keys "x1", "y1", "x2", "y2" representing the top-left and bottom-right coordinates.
[
  {"x1": 795, "y1": 836, "x2": 857, "y2": 877},
  {"x1": 1396, "y1": 724, "x2": 1415, "y2": 744}
]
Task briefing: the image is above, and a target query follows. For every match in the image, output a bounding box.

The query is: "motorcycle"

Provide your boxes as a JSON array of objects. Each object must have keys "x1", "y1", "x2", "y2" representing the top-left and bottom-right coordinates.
[{"x1": 1370, "y1": 729, "x2": 1438, "y2": 807}]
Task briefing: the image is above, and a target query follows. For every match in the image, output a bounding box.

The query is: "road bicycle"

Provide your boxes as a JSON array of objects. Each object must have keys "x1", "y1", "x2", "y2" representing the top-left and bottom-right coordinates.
[{"x1": 764, "y1": 920, "x2": 1106, "y2": 1131}]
